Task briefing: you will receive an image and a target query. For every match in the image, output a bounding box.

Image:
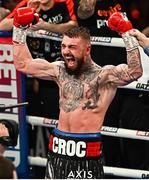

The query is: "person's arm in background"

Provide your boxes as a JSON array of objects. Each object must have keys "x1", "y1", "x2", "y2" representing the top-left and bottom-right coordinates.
[
  {"x1": 0, "y1": 0, "x2": 78, "y2": 33},
  {"x1": 77, "y1": 0, "x2": 96, "y2": 19},
  {"x1": 30, "y1": 18, "x2": 77, "y2": 33},
  {"x1": 130, "y1": 29, "x2": 149, "y2": 57},
  {"x1": 27, "y1": 0, "x2": 78, "y2": 33},
  {"x1": 0, "y1": 7, "x2": 13, "y2": 30},
  {"x1": 0, "y1": 0, "x2": 29, "y2": 31},
  {"x1": 0, "y1": 18, "x2": 13, "y2": 31},
  {"x1": 0, "y1": 7, "x2": 10, "y2": 21}
]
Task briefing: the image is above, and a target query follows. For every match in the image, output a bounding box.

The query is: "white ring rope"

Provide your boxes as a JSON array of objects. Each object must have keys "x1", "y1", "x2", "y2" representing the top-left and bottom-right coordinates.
[
  {"x1": 28, "y1": 156, "x2": 149, "y2": 178},
  {"x1": 27, "y1": 31, "x2": 125, "y2": 47},
  {"x1": 27, "y1": 115, "x2": 149, "y2": 141}
]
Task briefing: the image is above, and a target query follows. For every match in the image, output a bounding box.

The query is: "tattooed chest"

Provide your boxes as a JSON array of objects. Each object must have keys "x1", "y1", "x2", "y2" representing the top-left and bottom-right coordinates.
[{"x1": 60, "y1": 79, "x2": 101, "y2": 112}]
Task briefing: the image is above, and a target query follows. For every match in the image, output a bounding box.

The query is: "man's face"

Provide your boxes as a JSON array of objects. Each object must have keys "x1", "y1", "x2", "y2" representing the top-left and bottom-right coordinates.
[{"x1": 61, "y1": 36, "x2": 90, "y2": 74}]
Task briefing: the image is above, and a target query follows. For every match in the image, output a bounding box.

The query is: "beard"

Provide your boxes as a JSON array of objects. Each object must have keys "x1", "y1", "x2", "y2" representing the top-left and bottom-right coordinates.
[{"x1": 64, "y1": 58, "x2": 84, "y2": 76}]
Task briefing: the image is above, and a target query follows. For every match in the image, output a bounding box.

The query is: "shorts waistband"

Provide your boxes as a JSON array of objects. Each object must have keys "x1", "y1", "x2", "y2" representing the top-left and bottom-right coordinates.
[
  {"x1": 49, "y1": 128, "x2": 102, "y2": 158},
  {"x1": 53, "y1": 128, "x2": 102, "y2": 140}
]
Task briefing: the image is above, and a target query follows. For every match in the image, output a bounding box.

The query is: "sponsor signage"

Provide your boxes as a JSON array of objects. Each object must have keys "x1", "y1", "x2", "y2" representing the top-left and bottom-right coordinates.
[
  {"x1": 101, "y1": 126, "x2": 118, "y2": 133},
  {"x1": 0, "y1": 32, "x2": 28, "y2": 178}
]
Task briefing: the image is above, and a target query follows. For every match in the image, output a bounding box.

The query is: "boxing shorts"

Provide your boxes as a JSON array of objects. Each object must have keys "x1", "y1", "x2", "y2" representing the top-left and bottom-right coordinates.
[{"x1": 45, "y1": 128, "x2": 104, "y2": 179}]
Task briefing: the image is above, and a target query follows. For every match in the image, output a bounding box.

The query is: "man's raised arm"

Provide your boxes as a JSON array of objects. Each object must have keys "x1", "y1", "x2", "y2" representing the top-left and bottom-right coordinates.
[
  {"x1": 13, "y1": 7, "x2": 56, "y2": 79},
  {"x1": 106, "y1": 12, "x2": 143, "y2": 86}
]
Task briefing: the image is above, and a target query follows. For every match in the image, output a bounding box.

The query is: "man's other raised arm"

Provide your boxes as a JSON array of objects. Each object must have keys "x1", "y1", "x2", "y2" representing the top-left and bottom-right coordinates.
[
  {"x1": 104, "y1": 47, "x2": 142, "y2": 86},
  {"x1": 106, "y1": 12, "x2": 143, "y2": 86}
]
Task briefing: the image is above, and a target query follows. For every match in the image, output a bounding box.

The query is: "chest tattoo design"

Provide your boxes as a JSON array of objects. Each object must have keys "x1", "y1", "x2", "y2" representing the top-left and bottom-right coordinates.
[
  {"x1": 58, "y1": 64, "x2": 101, "y2": 112},
  {"x1": 82, "y1": 77, "x2": 100, "y2": 110},
  {"x1": 61, "y1": 80, "x2": 84, "y2": 112}
]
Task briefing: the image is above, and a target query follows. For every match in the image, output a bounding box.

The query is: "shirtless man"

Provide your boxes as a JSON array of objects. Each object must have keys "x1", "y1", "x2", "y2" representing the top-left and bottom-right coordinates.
[{"x1": 13, "y1": 9, "x2": 143, "y2": 179}]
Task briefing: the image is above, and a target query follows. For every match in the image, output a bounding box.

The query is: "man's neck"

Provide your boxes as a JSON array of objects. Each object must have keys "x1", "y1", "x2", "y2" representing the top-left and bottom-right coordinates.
[
  {"x1": 79, "y1": 56, "x2": 94, "y2": 74},
  {"x1": 83, "y1": 56, "x2": 93, "y2": 69}
]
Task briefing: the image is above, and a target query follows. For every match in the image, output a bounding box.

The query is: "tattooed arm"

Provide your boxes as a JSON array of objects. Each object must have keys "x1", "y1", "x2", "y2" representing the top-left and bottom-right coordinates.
[
  {"x1": 106, "y1": 13, "x2": 143, "y2": 86},
  {"x1": 77, "y1": 0, "x2": 96, "y2": 19},
  {"x1": 13, "y1": 43, "x2": 60, "y2": 80},
  {"x1": 106, "y1": 45, "x2": 143, "y2": 87}
]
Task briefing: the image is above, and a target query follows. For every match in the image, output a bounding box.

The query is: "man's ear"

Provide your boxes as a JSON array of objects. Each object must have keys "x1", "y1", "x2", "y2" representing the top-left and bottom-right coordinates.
[{"x1": 86, "y1": 44, "x2": 91, "y2": 55}]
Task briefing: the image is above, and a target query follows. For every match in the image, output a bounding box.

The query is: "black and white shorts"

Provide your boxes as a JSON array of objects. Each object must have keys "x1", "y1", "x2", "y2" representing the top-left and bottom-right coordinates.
[{"x1": 45, "y1": 128, "x2": 104, "y2": 179}]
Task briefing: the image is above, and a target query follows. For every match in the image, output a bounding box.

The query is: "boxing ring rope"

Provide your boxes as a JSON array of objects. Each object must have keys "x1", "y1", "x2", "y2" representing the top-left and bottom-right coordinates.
[
  {"x1": 27, "y1": 156, "x2": 149, "y2": 179},
  {"x1": 27, "y1": 115, "x2": 149, "y2": 178},
  {"x1": 27, "y1": 115, "x2": 149, "y2": 141}
]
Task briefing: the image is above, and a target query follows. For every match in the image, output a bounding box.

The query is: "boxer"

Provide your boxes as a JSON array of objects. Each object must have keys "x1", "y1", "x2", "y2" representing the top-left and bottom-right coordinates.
[{"x1": 13, "y1": 8, "x2": 142, "y2": 178}]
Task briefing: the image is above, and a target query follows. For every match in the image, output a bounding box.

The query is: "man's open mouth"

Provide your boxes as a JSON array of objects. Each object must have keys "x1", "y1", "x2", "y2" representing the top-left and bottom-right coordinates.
[{"x1": 65, "y1": 57, "x2": 76, "y2": 68}]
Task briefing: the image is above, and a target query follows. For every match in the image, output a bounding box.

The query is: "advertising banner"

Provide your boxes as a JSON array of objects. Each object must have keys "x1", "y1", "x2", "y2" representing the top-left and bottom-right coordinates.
[{"x1": 0, "y1": 31, "x2": 28, "y2": 178}]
